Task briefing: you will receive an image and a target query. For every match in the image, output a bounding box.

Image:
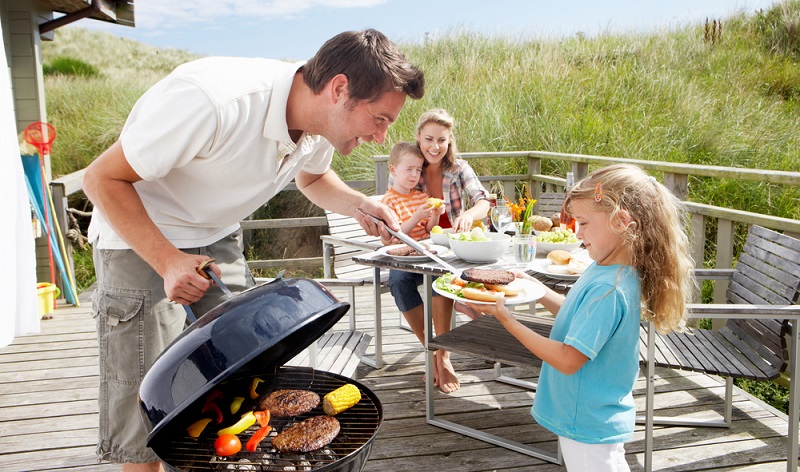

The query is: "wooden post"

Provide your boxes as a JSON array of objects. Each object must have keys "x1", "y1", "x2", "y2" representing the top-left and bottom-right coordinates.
[
  {"x1": 374, "y1": 156, "x2": 389, "y2": 195},
  {"x1": 663, "y1": 172, "x2": 689, "y2": 201},
  {"x1": 528, "y1": 155, "x2": 542, "y2": 201},
  {"x1": 713, "y1": 219, "x2": 735, "y2": 329}
]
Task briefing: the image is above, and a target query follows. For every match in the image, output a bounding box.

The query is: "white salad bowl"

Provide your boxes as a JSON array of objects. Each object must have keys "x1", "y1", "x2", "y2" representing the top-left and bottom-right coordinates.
[{"x1": 449, "y1": 232, "x2": 511, "y2": 263}]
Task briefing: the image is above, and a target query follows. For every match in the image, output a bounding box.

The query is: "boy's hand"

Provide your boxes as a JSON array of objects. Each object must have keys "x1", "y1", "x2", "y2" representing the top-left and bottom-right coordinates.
[{"x1": 414, "y1": 202, "x2": 434, "y2": 219}]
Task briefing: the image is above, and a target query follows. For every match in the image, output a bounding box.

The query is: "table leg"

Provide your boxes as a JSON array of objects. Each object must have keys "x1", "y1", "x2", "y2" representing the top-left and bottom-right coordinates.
[
  {"x1": 424, "y1": 274, "x2": 435, "y2": 421},
  {"x1": 361, "y1": 267, "x2": 383, "y2": 369}
]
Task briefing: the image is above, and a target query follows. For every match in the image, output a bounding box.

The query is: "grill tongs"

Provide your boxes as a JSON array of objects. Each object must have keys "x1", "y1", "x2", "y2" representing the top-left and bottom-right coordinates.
[
  {"x1": 181, "y1": 258, "x2": 230, "y2": 323},
  {"x1": 357, "y1": 208, "x2": 462, "y2": 278},
  {"x1": 181, "y1": 260, "x2": 285, "y2": 323}
]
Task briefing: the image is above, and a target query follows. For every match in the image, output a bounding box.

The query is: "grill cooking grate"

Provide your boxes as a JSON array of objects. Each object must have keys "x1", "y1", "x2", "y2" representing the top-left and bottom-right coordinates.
[{"x1": 153, "y1": 367, "x2": 381, "y2": 472}]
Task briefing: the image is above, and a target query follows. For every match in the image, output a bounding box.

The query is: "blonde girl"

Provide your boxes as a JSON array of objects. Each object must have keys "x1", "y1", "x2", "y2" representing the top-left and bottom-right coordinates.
[{"x1": 463, "y1": 163, "x2": 693, "y2": 471}]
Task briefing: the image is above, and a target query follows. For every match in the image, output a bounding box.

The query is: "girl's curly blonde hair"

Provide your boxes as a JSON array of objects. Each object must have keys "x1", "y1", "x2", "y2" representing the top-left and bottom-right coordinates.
[{"x1": 565, "y1": 164, "x2": 695, "y2": 334}]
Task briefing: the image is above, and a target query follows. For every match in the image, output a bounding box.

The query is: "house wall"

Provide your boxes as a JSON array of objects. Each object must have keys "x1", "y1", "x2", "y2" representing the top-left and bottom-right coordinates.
[{"x1": 2, "y1": 0, "x2": 54, "y2": 284}]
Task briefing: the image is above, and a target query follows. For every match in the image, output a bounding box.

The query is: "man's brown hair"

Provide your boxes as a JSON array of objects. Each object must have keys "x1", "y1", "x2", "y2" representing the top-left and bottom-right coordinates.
[{"x1": 302, "y1": 29, "x2": 424, "y2": 104}]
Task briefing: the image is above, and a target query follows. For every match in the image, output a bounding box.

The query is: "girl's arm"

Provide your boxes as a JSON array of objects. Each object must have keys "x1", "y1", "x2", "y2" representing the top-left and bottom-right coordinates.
[
  {"x1": 467, "y1": 299, "x2": 588, "y2": 375},
  {"x1": 513, "y1": 271, "x2": 565, "y2": 315}
]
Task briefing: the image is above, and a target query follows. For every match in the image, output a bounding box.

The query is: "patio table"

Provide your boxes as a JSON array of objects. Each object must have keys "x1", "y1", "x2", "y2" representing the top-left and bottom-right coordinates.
[{"x1": 352, "y1": 245, "x2": 575, "y2": 465}]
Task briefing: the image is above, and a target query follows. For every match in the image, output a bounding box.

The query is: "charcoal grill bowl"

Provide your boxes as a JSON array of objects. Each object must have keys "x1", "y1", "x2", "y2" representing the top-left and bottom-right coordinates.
[
  {"x1": 139, "y1": 277, "x2": 350, "y2": 445},
  {"x1": 153, "y1": 367, "x2": 383, "y2": 472}
]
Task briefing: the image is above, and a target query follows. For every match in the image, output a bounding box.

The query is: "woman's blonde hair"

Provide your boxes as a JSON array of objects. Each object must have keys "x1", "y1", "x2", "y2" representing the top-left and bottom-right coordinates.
[
  {"x1": 565, "y1": 164, "x2": 694, "y2": 334},
  {"x1": 414, "y1": 108, "x2": 459, "y2": 171}
]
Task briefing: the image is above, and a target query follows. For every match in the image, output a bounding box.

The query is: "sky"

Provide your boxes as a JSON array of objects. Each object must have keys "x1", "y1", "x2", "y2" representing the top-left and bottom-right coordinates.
[{"x1": 68, "y1": 0, "x2": 781, "y2": 61}]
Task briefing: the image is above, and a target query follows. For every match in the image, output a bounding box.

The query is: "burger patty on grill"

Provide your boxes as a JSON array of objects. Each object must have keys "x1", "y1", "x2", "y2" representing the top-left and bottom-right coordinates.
[
  {"x1": 461, "y1": 268, "x2": 515, "y2": 285},
  {"x1": 258, "y1": 389, "x2": 320, "y2": 417},
  {"x1": 271, "y1": 415, "x2": 341, "y2": 453}
]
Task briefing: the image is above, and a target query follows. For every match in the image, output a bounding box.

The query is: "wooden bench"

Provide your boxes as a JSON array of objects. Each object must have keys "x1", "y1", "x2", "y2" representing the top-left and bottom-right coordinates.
[
  {"x1": 533, "y1": 192, "x2": 565, "y2": 219},
  {"x1": 286, "y1": 329, "x2": 373, "y2": 379},
  {"x1": 321, "y1": 210, "x2": 394, "y2": 368},
  {"x1": 252, "y1": 277, "x2": 372, "y2": 378}
]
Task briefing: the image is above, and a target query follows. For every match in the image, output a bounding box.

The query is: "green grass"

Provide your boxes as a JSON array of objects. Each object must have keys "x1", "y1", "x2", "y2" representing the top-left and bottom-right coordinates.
[
  {"x1": 43, "y1": 56, "x2": 100, "y2": 77},
  {"x1": 42, "y1": 2, "x2": 800, "y2": 414}
]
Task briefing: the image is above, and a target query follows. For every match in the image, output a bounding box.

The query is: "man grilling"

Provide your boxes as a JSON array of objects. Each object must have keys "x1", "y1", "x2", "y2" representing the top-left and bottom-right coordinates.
[{"x1": 82, "y1": 29, "x2": 423, "y2": 471}]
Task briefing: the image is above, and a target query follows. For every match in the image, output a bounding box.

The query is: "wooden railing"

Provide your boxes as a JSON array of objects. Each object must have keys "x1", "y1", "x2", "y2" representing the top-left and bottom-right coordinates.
[{"x1": 49, "y1": 151, "x2": 800, "y2": 296}]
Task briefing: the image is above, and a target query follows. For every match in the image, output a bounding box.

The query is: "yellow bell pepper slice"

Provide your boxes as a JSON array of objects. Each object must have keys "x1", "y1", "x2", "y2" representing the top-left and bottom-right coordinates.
[
  {"x1": 218, "y1": 411, "x2": 256, "y2": 436},
  {"x1": 187, "y1": 417, "x2": 212, "y2": 439},
  {"x1": 230, "y1": 396, "x2": 245, "y2": 415},
  {"x1": 249, "y1": 377, "x2": 264, "y2": 399}
]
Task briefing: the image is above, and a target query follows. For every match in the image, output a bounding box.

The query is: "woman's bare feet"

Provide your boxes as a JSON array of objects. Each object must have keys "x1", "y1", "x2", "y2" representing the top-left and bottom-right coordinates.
[{"x1": 434, "y1": 350, "x2": 460, "y2": 393}]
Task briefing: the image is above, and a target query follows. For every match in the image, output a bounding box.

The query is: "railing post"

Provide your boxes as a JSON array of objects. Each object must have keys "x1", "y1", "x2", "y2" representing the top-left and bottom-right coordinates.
[
  {"x1": 663, "y1": 172, "x2": 689, "y2": 201},
  {"x1": 573, "y1": 162, "x2": 589, "y2": 182},
  {"x1": 713, "y1": 219, "x2": 735, "y2": 329},
  {"x1": 374, "y1": 157, "x2": 389, "y2": 195},
  {"x1": 528, "y1": 154, "x2": 542, "y2": 201},
  {"x1": 689, "y1": 214, "x2": 706, "y2": 299}
]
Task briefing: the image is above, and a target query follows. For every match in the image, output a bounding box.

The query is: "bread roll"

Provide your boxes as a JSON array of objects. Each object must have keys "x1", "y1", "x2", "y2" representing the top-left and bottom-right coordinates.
[
  {"x1": 484, "y1": 282, "x2": 524, "y2": 297},
  {"x1": 547, "y1": 249, "x2": 572, "y2": 265},
  {"x1": 532, "y1": 215, "x2": 553, "y2": 232},
  {"x1": 461, "y1": 287, "x2": 505, "y2": 302}
]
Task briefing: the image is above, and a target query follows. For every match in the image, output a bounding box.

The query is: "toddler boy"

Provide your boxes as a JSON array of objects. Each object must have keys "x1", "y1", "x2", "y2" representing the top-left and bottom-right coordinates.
[{"x1": 381, "y1": 141, "x2": 445, "y2": 240}]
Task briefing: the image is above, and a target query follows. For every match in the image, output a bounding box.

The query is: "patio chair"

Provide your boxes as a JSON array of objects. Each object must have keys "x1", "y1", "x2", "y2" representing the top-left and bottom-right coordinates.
[
  {"x1": 641, "y1": 224, "x2": 800, "y2": 471},
  {"x1": 321, "y1": 208, "x2": 392, "y2": 368}
]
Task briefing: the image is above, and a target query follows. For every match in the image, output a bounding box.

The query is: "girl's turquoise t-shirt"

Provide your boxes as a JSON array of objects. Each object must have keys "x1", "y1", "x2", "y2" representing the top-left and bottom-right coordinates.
[{"x1": 532, "y1": 263, "x2": 641, "y2": 444}]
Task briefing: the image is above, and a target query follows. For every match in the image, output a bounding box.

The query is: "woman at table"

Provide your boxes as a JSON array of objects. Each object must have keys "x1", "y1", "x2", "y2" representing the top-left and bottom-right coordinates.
[{"x1": 383, "y1": 108, "x2": 490, "y2": 393}]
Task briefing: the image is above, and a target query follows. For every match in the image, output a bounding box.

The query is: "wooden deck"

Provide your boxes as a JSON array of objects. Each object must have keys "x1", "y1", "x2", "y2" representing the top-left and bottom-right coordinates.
[{"x1": 1, "y1": 285, "x2": 796, "y2": 471}]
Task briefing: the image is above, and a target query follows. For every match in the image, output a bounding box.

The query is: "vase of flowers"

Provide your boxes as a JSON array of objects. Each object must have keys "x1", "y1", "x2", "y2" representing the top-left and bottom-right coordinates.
[{"x1": 505, "y1": 186, "x2": 537, "y2": 236}]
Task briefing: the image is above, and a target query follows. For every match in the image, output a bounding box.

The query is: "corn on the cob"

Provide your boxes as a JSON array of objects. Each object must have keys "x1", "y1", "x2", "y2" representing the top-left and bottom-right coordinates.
[
  {"x1": 427, "y1": 197, "x2": 443, "y2": 209},
  {"x1": 323, "y1": 383, "x2": 361, "y2": 415}
]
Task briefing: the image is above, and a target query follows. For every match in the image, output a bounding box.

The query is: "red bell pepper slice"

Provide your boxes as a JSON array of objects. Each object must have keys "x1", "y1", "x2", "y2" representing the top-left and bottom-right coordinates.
[
  {"x1": 201, "y1": 389, "x2": 224, "y2": 423},
  {"x1": 254, "y1": 409, "x2": 271, "y2": 427},
  {"x1": 202, "y1": 401, "x2": 224, "y2": 424},
  {"x1": 245, "y1": 425, "x2": 272, "y2": 452},
  {"x1": 204, "y1": 389, "x2": 223, "y2": 404}
]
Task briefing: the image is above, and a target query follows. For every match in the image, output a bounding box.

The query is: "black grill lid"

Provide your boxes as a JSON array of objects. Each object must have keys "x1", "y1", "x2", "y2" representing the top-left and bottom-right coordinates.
[{"x1": 138, "y1": 277, "x2": 350, "y2": 445}]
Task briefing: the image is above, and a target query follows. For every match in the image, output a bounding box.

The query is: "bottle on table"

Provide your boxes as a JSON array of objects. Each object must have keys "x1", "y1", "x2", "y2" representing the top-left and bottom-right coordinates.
[
  {"x1": 560, "y1": 172, "x2": 576, "y2": 233},
  {"x1": 486, "y1": 193, "x2": 498, "y2": 231}
]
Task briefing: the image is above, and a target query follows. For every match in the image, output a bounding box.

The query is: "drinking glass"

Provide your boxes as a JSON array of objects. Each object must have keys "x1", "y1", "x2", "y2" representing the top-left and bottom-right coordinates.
[
  {"x1": 490, "y1": 206, "x2": 513, "y2": 234},
  {"x1": 512, "y1": 235, "x2": 536, "y2": 263}
]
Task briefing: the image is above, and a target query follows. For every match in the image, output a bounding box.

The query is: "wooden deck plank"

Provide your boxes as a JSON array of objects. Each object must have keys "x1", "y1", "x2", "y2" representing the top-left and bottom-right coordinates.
[{"x1": 0, "y1": 285, "x2": 796, "y2": 471}]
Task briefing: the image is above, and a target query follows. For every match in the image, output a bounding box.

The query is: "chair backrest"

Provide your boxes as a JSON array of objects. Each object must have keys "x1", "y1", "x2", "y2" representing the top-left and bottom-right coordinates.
[
  {"x1": 322, "y1": 210, "x2": 383, "y2": 282},
  {"x1": 533, "y1": 192, "x2": 565, "y2": 218},
  {"x1": 725, "y1": 225, "x2": 800, "y2": 373}
]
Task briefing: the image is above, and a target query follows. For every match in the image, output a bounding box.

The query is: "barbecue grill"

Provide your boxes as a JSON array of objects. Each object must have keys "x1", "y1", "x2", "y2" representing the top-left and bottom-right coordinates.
[{"x1": 138, "y1": 277, "x2": 382, "y2": 472}]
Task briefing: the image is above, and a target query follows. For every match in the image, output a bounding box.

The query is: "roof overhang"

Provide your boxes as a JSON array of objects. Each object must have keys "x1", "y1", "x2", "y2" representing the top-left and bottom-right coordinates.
[{"x1": 39, "y1": 0, "x2": 134, "y2": 34}]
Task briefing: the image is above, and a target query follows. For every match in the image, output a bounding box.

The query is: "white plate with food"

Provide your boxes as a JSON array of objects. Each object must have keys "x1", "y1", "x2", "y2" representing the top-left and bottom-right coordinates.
[
  {"x1": 529, "y1": 250, "x2": 592, "y2": 280},
  {"x1": 433, "y1": 272, "x2": 546, "y2": 305},
  {"x1": 377, "y1": 243, "x2": 449, "y2": 262}
]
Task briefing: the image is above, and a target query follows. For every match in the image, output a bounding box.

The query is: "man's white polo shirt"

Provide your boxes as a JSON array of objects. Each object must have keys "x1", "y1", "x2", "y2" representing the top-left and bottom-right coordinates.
[{"x1": 88, "y1": 57, "x2": 334, "y2": 250}]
